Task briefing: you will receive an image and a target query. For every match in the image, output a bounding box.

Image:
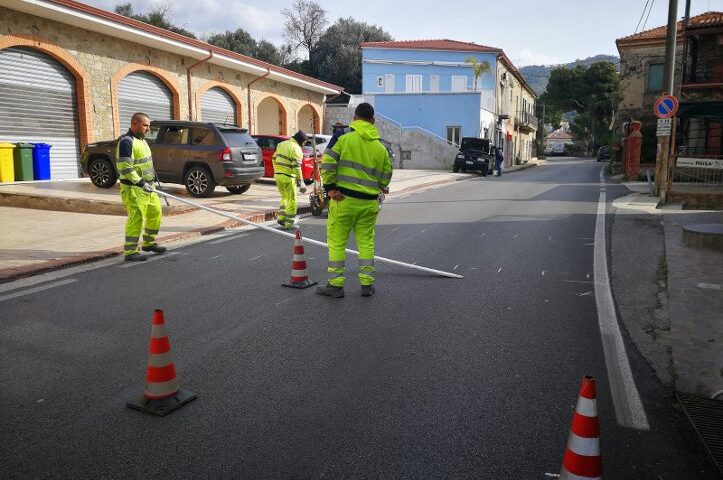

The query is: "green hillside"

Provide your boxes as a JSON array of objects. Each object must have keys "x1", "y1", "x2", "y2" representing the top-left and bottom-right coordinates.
[{"x1": 519, "y1": 55, "x2": 619, "y2": 95}]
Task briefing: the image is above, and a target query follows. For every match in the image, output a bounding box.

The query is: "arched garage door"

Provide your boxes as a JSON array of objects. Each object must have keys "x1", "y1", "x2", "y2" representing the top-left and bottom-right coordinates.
[
  {"x1": 0, "y1": 47, "x2": 80, "y2": 179},
  {"x1": 118, "y1": 71, "x2": 172, "y2": 128},
  {"x1": 201, "y1": 87, "x2": 237, "y2": 125}
]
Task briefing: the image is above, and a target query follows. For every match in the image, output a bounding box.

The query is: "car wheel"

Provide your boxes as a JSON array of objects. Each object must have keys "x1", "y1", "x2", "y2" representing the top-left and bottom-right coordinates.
[
  {"x1": 88, "y1": 158, "x2": 117, "y2": 188},
  {"x1": 184, "y1": 166, "x2": 215, "y2": 198},
  {"x1": 226, "y1": 184, "x2": 250, "y2": 194},
  {"x1": 453, "y1": 165, "x2": 460, "y2": 173},
  {"x1": 310, "y1": 194, "x2": 323, "y2": 216}
]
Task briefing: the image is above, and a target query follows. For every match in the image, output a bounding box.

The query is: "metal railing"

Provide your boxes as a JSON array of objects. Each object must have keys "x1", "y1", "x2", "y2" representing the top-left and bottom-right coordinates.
[
  {"x1": 683, "y1": 58, "x2": 723, "y2": 84},
  {"x1": 515, "y1": 111, "x2": 539, "y2": 130},
  {"x1": 673, "y1": 148, "x2": 723, "y2": 185},
  {"x1": 375, "y1": 111, "x2": 458, "y2": 149}
]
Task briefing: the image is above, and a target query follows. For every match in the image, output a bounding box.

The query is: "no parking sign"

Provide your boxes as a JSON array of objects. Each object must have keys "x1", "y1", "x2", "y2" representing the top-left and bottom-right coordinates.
[{"x1": 654, "y1": 95, "x2": 678, "y2": 119}]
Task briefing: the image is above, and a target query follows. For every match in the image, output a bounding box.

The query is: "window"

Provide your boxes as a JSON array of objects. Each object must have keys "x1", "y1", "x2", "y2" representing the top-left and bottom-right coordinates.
[
  {"x1": 446, "y1": 126, "x2": 461, "y2": 146},
  {"x1": 145, "y1": 125, "x2": 160, "y2": 144},
  {"x1": 430, "y1": 75, "x2": 439, "y2": 92},
  {"x1": 376, "y1": 76, "x2": 384, "y2": 88},
  {"x1": 191, "y1": 127, "x2": 219, "y2": 146},
  {"x1": 160, "y1": 125, "x2": 189, "y2": 145},
  {"x1": 647, "y1": 63, "x2": 664, "y2": 91},
  {"x1": 451, "y1": 76, "x2": 467, "y2": 92},
  {"x1": 405, "y1": 75, "x2": 422, "y2": 93},
  {"x1": 384, "y1": 74, "x2": 395, "y2": 93}
]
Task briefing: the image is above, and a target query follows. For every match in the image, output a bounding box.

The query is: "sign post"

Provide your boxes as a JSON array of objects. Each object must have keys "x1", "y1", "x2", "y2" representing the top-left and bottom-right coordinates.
[{"x1": 653, "y1": 94, "x2": 678, "y2": 200}]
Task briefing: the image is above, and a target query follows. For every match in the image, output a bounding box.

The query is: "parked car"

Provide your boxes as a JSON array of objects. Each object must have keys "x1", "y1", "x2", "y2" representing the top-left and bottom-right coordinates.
[
  {"x1": 80, "y1": 121, "x2": 263, "y2": 197},
  {"x1": 596, "y1": 145, "x2": 611, "y2": 161},
  {"x1": 251, "y1": 134, "x2": 314, "y2": 184},
  {"x1": 310, "y1": 134, "x2": 332, "y2": 157},
  {"x1": 452, "y1": 137, "x2": 493, "y2": 175}
]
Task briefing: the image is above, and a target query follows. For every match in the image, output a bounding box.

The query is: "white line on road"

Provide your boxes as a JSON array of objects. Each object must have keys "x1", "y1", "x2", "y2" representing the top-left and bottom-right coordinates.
[
  {"x1": 577, "y1": 291, "x2": 593, "y2": 296},
  {"x1": 698, "y1": 283, "x2": 721, "y2": 290},
  {"x1": 212, "y1": 255, "x2": 223, "y2": 259},
  {"x1": 594, "y1": 167, "x2": 649, "y2": 430},
  {"x1": 0, "y1": 257, "x2": 118, "y2": 294},
  {"x1": 541, "y1": 270, "x2": 546, "y2": 276},
  {"x1": 497, "y1": 267, "x2": 502, "y2": 273},
  {"x1": 480, "y1": 233, "x2": 487, "y2": 237},
  {"x1": 0, "y1": 279, "x2": 77, "y2": 303},
  {"x1": 119, "y1": 252, "x2": 180, "y2": 268},
  {"x1": 248, "y1": 255, "x2": 263, "y2": 261},
  {"x1": 209, "y1": 233, "x2": 249, "y2": 245},
  {"x1": 453, "y1": 265, "x2": 459, "y2": 271}
]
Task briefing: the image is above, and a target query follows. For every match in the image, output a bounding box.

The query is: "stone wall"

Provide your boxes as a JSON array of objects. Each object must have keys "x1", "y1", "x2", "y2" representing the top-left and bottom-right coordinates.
[{"x1": 0, "y1": 6, "x2": 325, "y2": 144}]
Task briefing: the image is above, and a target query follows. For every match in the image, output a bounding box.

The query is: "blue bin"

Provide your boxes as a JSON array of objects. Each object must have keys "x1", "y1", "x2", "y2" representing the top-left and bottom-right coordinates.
[{"x1": 32, "y1": 143, "x2": 52, "y2": 180}]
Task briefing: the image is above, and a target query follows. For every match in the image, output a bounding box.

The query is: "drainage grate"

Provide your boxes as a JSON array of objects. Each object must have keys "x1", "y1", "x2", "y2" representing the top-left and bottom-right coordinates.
[{"x1": 677, "y1": 393, "x2": 723, "y2": 475}]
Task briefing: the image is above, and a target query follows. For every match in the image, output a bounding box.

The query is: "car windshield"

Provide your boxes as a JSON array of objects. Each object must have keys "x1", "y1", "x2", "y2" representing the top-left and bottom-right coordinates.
[
  {"x1": 218, "y1": 128, "x2": 256, "y2": 147},
  {"x1": 461, "y1": 138, "x2": 490, "y2": 152}
]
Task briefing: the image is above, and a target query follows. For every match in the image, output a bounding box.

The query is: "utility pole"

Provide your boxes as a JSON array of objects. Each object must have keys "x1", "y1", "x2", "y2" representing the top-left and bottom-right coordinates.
[{"x1": 655, "y1": 0, "x2": 679, "y2": 199}]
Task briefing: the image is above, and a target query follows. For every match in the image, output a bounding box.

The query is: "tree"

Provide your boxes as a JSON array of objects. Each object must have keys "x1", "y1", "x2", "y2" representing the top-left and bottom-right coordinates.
[
  {"x1": 465, "y1": 56, "x2": 492, "y2": 90},
  {"x1": 281, "y1": 0, "x2": 328, "y2": 59},
  {"x1": 255, "y1": 40, "x2": 283, "y2": 65},
  {"x1": 207, "y1": 28, "x2": 258, "y2": 57},
  {"x1": 310, "y1": 18, "x2": 392, "y2": 93},
  {"x1": 114, "y1": 2, "x2": 196, "y2": 39}
]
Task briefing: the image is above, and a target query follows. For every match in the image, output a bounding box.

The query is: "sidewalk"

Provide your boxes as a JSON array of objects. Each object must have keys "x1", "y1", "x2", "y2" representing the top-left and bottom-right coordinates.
[
  {"x1": 0, "y1": 162, "x2": 540, "y2": 283},
  {"x1": 611, "y1": 182, "x2": 723, "y2": 399}
]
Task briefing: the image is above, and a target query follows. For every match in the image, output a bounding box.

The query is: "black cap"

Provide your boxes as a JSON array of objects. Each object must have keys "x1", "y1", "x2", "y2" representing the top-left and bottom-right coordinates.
[
  {"x1": 293, "y1": 130, "x2": 308, "y2": 144},
  {"x1": 354, "y1": 103, "x2": 375, "y2": 120}
]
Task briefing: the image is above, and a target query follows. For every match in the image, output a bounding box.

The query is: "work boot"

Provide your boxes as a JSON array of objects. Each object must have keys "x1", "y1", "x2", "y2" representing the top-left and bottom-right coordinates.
[
  {"x1": 125, "y1": 252, "x2": 148, "y2": 262},
  {"x1": 141, "y1": 244, "x2": 167, "y2": 254},
  {"x1": 316, "y1": 284, "x2": 345, "y2": 298},
  {"x1": 361, "y1": 285, "x2": 375, "y2": 297},
  {"x1": 277, "y1": 219, "x2": 286, "y2": 226}
]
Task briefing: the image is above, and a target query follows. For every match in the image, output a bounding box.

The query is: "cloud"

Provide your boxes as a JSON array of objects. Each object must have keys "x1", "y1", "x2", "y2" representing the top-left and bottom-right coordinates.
[{"x1": 510, "y1": 47, "x2": 564, "y2": 67}]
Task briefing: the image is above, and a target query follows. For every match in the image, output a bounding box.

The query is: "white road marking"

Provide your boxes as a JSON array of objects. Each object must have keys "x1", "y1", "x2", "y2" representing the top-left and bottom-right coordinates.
[
  {"x1": 497, "y1": 267, "x2": 502, "y2": 273},
  {"x1": 248, "y1": 255, "x2": 263, "y2": 261},
  {"x1": 586, "y1": 273, "x2": 591, "y2": 279},
  {"x1": 392, "y1": 228, "x2": 399, "y2": 232},
  {"x1": 584, "y1": 242, "x2": 595, "y2": 246},
  {"x1": 420, "y1": 229, "x2": 427, "y2": 233},
  {"x1": 0, "y1": 279, "x2": 77, "y2": 303},
  {"x1": 212, "y1": 255, "x2": 223, "y2": 259},
  {"x1": 276, "y1": 298, "x2": 291, "y2": 306},
  {"x1": 0, "y1": 257, "x2": 118, "y2": 294},
  {"x1": 577, "y1": 291, "x2": 593, "y2": 296},
  {"x1": 119, "y1": 252, "x2": 180, "y2": 268},
  {"x1": 548, "y1": 236, "x2": 552, "y2": 241},
  {"x1": 468, "y1": 267, "x2": 478, "y2": 270},
  {"x1": 209, "y1": 233, "x2": 249, "y2": 245},
  {"x1": 541, "y1": 270, "x2": 546, "y2": 276},
  {"x1": 564, "y1": 279, "x2": 596, "y2": 285},
  {"x1": 698, "y1": 283, "x2": 721, "y2": 290},
  {"x1": 453, "y1": 265, "x2": 459, "y2": 271},
  {"x1": 480, "y1": 233, "x2": 487, "y2": 237},
  {"x1": 594, "y1": 167, "x2": 649, "y2": 430}
]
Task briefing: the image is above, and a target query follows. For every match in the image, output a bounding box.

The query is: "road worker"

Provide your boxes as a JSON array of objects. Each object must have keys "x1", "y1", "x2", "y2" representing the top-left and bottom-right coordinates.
[
  {"x1": 317, "y1": 103, "x2": 392, "y2": 298},
  {"x1": 273, "y1": 131, "x2": 308, "y2": 230},
  {"x1": 117, "y1": 112, "x2": 166, "y2": 262}
]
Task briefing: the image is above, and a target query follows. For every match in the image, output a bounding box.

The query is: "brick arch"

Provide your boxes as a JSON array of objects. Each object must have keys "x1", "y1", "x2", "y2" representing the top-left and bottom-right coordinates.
[
  {"x1": 296, "y1": 103, "x2": 321, "y2": 133},
  {"x1": 111, "y1": 64, "x2": 182, "y2": 136},
  {"x1": 254, "y1": 93, "x2": 288, "y2": 135},
  {"x1": 195, "y1": 81, "x2": 244, "y2": 126},
  {"x1": 0, "y1": 34, "x2": 93, "y2": 147}
]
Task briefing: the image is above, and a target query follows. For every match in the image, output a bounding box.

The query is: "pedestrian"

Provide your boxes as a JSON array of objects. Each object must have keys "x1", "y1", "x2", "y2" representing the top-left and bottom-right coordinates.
[
  {"x1": 495, "y1": 146, "x2": 504, "y2": 176},
  {"x1": 273, "y1": 131, "x2": 308, "y2": 230},
  {"x1": 116, "y1": 112, "x2": 166, "y2": 262},
  {"x1": 317, "y1": 103, "x2": 393, "y2": 298}
]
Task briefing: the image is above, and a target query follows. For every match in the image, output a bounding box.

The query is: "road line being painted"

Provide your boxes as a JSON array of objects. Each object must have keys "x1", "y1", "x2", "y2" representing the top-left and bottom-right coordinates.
[
  {"x1": 0, "y1": 278, "x2": 77, "y2": 303},
  {"x1": 594, "y1": 167, "x2": 649, "y2": 430},
  {"x1": 0, "y1": 258, "x2": 118, "y2": 294},
  {"x1": 209, "y1": 233, "x2": 250, "y2": 245},
  {"x1": 118, "y1": 252, "x2": 180, "y2": 268}
]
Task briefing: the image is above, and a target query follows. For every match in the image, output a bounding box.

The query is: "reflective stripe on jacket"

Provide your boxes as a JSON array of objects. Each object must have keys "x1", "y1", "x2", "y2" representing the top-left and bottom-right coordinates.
[
  {"x1": 272, "y1": 138, "x2": 303, "y2": 180},
  {"x1": 321, "y1": 119, "x2": 392, "y2": 197},
  {"x1": 115, "y1": 130, "x2": 155, "y2": 186}
]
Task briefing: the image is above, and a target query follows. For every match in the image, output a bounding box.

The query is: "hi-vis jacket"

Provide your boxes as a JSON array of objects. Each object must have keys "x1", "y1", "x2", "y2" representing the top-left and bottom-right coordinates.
[
  {"x1": 115, "y1": 130, "x2": 155, "y2": 187},
  {"x1": 321, "y1": 120, "x2": 392, "y2": 199},
  {"x1": 272, "y1": 138, "x2": 304, "y2": 180}
]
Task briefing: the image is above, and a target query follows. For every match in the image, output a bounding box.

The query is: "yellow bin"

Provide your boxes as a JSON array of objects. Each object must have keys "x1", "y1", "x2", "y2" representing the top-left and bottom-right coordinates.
[{"x1": 0, "y1": 143, "x2": 15, "y2": 182}]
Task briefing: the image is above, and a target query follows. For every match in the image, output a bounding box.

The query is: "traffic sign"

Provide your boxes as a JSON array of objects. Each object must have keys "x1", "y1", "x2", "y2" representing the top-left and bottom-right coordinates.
[
  {"x1": 654, "y1": 95, "x2": 678, "y2": 118},
  {"x1": 656, "y1": 118, "x2": 672, "y2": 136}
]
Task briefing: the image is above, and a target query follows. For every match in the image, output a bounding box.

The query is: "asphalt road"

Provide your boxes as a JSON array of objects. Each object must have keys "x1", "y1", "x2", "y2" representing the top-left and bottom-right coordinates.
[{"x1": 0, "y1": 157, "x2": 718, "y2": 479}]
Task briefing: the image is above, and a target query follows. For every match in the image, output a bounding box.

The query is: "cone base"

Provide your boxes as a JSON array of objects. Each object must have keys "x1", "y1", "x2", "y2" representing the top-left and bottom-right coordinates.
[
  {"x1": 282, "y1": 280, "x2": 318, "y2": 289},
  {"x1": 127, "y1": 389, "x2": 197, "y2": 416}
]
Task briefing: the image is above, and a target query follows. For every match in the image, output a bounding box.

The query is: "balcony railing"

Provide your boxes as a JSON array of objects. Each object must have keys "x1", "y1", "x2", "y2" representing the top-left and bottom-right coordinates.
[
  {"x1": 515, "y1": 111, "x2": 539, "y2": 131},
  {"x1": 683, "y1": 58, "x2": 723, "y2": 85}
]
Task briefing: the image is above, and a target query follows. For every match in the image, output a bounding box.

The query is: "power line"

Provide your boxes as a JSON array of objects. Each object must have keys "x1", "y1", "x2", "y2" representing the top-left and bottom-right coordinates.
[
  {"x1": 642, "y1": 0, "x2": 656, "y2": 31},
  {"x1": 635, "y1": 0, "x2": 652, "y2": 33}
]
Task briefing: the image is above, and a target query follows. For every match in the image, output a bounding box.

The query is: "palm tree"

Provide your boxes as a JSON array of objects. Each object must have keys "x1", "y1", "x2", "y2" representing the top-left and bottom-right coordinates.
[{"x1": 465, "y1": 56, "x2": 492, "y2": 90}]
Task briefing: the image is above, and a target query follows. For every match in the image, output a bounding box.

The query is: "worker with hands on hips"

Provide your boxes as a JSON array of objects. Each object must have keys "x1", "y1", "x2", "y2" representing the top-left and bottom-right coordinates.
[
  {"x1": 116, "y1": 112, "x2": 166, "y2": 262},
  {"x1": 272, "y1": 130, "x2": 308, "y2": 230},
  {"x1": 317, "y1": 102, "x2": 392, "y2": 298}
]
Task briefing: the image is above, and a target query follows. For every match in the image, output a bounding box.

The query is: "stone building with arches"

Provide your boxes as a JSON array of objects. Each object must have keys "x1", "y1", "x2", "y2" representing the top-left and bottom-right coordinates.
[{"x1": 0, "y1": 0, "x2": 340, "y2": 179}]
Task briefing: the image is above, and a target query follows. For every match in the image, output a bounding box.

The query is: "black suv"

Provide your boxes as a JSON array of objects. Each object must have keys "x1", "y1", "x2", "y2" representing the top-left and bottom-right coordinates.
[
  {"x1": 453, "y1": 137, "x2": 492, "y2": 176},
  {"x1": 80, "y1": 121, "x2": 263, "y2": 197}
]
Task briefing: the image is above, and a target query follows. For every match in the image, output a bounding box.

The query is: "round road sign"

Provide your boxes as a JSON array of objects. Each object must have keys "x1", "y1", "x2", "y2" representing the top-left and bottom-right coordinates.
[{"x1": 654, "y1": 95, "x2": 678, "y2": 118}]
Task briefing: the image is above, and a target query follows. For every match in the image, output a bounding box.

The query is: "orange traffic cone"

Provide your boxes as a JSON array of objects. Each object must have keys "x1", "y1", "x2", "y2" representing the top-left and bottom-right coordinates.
[
  {"x1": 127, "y1": 309, "x2": 197, "y2": 416},
  {"x1": 282, "y1": 228, "x2": 317, "y2": 289},
  {"x1": 560, "y1": 375, "x2": 602, "y2": 479}
]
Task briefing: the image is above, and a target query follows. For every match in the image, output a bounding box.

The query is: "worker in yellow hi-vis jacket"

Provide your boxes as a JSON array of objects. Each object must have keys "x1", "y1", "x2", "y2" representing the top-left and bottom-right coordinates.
[
  {"x1": 317, "y1": 103, "x2": 392, "y2": 298},
  {"x1": 272, "y1": 131, "x2": 308, "y2": 230},
  {"x1": 116, "y1": 112, "x2": 166, "y2": 262}
]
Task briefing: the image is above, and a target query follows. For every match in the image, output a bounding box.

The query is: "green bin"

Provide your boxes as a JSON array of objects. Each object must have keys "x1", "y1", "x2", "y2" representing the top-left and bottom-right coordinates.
[
  {"x1": 0, "y1": 143, "x2": 15, "y2": 183},
  {"x1": 14, "y1": 143, "x2": 34, "y2": 181}
]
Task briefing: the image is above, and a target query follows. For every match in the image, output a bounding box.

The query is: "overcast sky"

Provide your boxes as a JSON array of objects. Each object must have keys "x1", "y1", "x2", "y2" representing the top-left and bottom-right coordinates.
[{"x1": 85, "y1": 0, "x2": 722, "y2": 66}]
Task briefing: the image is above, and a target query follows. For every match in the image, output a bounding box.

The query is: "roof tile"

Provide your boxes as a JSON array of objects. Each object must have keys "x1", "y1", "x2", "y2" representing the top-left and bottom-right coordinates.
[{"x1": 617, "y1": 11, "x2": 723, "y2": 43}]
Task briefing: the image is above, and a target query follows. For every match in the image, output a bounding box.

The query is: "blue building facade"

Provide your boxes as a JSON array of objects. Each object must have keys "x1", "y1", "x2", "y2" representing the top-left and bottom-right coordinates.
[{"x1": 361, "y1": 41, "x2": 498, "y2": 144}]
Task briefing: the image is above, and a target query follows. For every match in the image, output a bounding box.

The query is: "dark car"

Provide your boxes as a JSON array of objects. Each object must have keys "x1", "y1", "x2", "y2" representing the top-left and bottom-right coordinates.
[
  {"x1": 453, "y1": 137, "x2": 492, "y2": 175},
  {"x1": 80, "y1": 121, "x2": 263, "y2": 197},
  {"x1": 596, "y1": 145, "x2": 611, "y2": 161}
]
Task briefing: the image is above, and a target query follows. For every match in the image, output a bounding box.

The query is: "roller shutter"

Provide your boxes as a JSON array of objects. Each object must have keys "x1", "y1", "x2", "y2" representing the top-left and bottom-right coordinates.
[
  {"x1": 0, "y1": 47, "x2": 80, "y2": 179},
  {"x1": 200, "y1": 87, "x2": 237, "y2": 125},
  {"x1": 118, "y1": 72, "x2": 173, "y2": 128}
]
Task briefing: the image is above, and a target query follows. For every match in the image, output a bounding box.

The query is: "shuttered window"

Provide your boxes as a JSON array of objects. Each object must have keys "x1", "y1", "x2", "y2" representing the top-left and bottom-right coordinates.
[
  {"x1": 118, "y1": 71, "x2": 173, "y2": 128},
  {"x1": 200, "y1": 87, "x2": 237, "y2": 125}
]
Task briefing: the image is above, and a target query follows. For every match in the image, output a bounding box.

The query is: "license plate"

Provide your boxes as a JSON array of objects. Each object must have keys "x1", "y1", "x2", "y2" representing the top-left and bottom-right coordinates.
[{"x1": 465, "y1": 160, "x2": 473, "y2": 165}]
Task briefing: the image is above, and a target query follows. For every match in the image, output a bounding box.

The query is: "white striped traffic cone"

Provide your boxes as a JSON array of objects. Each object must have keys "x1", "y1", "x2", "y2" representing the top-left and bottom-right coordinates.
[
  {"x1": 560, "y1": 375, "x2": 602, "y2": 479},
  {"x1": 282, "y1": 228, "x2": 317, "y2": 289},
  {"x1": 127, "y1": 309, "x2": 197, "y2": 416}
]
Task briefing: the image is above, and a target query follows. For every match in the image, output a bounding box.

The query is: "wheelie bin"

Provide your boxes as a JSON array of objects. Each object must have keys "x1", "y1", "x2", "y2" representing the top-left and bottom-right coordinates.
[
  {"x1": 14, "y1": 142, "x2": 34, "y2": 181},
  {"x1": 0, "y1": 143, "x2": 15, "y2": 182},
  {"x1": 32, "y1": 143, "x2": 52, "y2": 180}
]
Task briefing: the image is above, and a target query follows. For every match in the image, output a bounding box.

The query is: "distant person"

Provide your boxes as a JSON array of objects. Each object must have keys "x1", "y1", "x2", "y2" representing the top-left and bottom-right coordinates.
[
  {"x1": 317, "y1": 103, "x2": 392, "y2": 298},
  {"x1": 272, "y1": 131, "x2": 308, "y2": 230},
  {"x1": 495, "y1": 147, "x2": 504, "y2": 177},
  {"x1": 116, "y1": 112, "x2": 166, "y2": 262}
]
